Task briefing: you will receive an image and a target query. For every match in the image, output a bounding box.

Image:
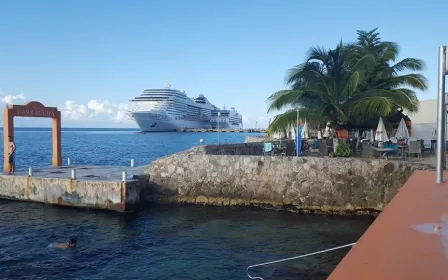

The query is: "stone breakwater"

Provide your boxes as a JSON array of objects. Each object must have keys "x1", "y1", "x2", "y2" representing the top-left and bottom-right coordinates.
[{"x1": 143, "y1": 146, "x2": 432, "y2": 215}]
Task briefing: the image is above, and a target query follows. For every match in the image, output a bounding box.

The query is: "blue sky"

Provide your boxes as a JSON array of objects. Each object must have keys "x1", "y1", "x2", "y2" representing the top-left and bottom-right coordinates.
[{"x1": 0, "y1": 0, "x2": 446, "y2": 128}]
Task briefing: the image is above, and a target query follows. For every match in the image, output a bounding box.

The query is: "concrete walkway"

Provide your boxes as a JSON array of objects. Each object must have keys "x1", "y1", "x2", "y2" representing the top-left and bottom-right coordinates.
[{"x1": 328, "y1": 170, "x2": 448, "y2": 279}]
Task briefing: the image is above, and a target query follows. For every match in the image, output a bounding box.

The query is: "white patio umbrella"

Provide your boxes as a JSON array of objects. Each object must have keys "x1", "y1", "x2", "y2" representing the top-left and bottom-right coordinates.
[
  {"x1": 301, "y1": 122, "x2": 309, "y2": 139},
  {"x1": 375, "y1": 117, "x2": 389, "y2": 142},
  {"x1": 394, "y1": 118, "x2": 409, "y2": 139},
  {"x1": 323, "y1": 125, "x2": 331, "y2": 138}
]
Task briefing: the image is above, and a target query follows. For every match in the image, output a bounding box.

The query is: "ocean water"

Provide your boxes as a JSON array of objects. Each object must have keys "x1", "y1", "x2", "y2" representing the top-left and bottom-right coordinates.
[
  {"x1": 0, "y1": 128, "x2": 373, "y2": 279},
  {"x1": 0, "y1": 128, "x2": 264, "y2": 169}
]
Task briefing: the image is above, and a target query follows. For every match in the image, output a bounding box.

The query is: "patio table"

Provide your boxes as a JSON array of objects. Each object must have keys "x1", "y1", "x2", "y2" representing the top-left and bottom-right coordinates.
[{"x1": 372, "y1": 147, "x2": 394, "y2": 160}]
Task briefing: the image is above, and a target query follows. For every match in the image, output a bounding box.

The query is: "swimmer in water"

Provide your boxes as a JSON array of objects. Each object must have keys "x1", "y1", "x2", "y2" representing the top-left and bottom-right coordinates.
[{"x1": 49, "y1": 239, "x2": 76, "y2": 249}]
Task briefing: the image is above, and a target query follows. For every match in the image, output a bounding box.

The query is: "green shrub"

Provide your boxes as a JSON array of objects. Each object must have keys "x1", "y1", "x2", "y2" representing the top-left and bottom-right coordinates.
[{"x1": 334, "y1": 142, "x2": 352, "y2": 157}]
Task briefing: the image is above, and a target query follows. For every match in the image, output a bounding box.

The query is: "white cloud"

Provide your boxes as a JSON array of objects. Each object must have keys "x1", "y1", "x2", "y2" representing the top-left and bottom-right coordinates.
[
  {"x1": 112, "y1": 103, "x2": 130, "y2": 122},
  {"x1": 0, "y1": 94, "x2": 26, "y2": 104},
  {"x1": 61, "y1": 99, "x2": 131, "y2": 124},
  {"x1": 87, "y1": 100, "x2": 113, "y2": 115},
  {"x1": 241, "y1": 115, "x2": 268, "y2": 128},
  {"x1": 63, "y1": 100, "x2": 87, "y2": 120}
]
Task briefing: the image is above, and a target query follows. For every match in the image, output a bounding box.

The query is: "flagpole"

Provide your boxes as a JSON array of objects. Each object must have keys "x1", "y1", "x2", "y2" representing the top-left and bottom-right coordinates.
[{"x1": 436, "y1": 46, "x2": 447, "y2": 183}]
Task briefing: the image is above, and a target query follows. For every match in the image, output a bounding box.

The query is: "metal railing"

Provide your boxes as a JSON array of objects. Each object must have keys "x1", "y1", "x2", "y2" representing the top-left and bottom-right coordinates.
[{"x1": 246, "y1": 242, "x2": 356, "y2": 280}]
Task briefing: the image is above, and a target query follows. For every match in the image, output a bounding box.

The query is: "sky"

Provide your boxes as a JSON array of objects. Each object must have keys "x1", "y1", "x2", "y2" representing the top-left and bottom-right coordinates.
[{"x1": 0, "y1": 0, "x2": 447, "y2": 128}]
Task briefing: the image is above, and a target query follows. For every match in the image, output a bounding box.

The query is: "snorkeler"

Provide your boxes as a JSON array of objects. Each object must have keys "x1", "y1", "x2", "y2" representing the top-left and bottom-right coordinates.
[{"x1": 49, "y1": 239, "x2": 76, "y2": 249}]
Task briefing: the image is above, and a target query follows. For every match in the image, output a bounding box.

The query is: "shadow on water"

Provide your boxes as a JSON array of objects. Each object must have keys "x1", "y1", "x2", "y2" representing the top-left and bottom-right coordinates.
[{"x1": 0, "y1": 200, "x2": 372, "y2": 280}]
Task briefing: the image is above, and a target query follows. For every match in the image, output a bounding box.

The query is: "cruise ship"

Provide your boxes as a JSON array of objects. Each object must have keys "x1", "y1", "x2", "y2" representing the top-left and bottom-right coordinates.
[{"x1": 127, "y1": 84, "x2": 243, "y2": 132}]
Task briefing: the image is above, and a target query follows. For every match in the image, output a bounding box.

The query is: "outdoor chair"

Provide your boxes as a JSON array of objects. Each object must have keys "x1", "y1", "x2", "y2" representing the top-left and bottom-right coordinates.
[
  {"x1": 348, "y1": 139, "x2": 357, "y2": 155},
  {"x1": 285, "y1": 142, "x2": 296, "y2": 156},
  {"x1": 406, "y1": 137, "x2": 417, "y2": 144},
  {"x1": 419, "y1": 139, "x2": 425, "y2": 156},
  {"x1": 430, "y1": 139, "x2": 437, "y2": 154},
  {"x1": 362, "y1": 143, "x2": 374, "y2": 158},
  {"x1": 263, "y1": 142, "x2": 273, "y2": 156},
  {"x1": 318, "y1": 139, "x2": 329, "y2": 156},
  {"x1": 405, "y1": 141, "x2": 422, "y2": 159},
  {"x1": 355, "y1": 139, "x2": 362, "y2": 155},
  {"x1": 383, "y1": 143, "x2": 398, "y2": 156}
]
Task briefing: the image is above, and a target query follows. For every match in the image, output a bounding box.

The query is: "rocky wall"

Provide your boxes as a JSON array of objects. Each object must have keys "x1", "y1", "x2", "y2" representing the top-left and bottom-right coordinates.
[{"x1": 143, "y1": 149, "x2": 431, "y2": 214}]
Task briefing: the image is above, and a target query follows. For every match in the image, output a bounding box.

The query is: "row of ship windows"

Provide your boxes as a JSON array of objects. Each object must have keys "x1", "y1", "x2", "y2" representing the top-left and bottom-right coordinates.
[{"x1": 138, "y1": 100, "x2": 214, "y2": 111}]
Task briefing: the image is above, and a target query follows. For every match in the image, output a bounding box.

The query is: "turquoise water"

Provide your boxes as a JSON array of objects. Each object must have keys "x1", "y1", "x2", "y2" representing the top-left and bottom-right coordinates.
[{"x1": 0, "y1": 128, "x2": 372, "y2": 279}]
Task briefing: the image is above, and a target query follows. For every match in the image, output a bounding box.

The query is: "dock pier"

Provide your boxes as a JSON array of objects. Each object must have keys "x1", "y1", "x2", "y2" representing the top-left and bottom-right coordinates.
[{"x1": 0, "y1": 165, "x2": 149, "y2": 212}]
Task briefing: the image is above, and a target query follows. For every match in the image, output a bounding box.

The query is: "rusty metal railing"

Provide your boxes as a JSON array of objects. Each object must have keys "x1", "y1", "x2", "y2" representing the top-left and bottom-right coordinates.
[{"x1": 246, "y1": 242, "x2": 356, "y2": 280}]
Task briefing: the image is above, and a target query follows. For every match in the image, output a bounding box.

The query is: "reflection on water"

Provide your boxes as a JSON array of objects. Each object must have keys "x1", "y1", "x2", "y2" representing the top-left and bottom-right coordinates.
[{"x1": 0, "y1": 201, "x2": 372, "y2": 280}]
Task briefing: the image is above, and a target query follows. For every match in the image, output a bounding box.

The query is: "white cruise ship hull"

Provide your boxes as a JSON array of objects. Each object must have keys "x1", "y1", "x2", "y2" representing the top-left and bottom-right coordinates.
[
  {"x1": 128, "y1": 86, "x2": 243, "y2": 132},
  {"x1": 128, "y1": 111, "x2": 211, "y2": 132}
]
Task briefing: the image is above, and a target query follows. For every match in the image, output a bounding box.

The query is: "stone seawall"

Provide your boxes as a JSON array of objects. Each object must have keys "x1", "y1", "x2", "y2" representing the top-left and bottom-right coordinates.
[
  {"x1": 143, "y1": 148, "x2": 431, "y2": 214},
  {"x1": 190, "y1": 141, "x2": 295, "y2": 156}
]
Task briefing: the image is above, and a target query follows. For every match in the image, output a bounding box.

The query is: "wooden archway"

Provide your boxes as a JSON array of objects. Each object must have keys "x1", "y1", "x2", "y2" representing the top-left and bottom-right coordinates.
[{"x1": 3, "y1": 101, "x2": 62, "y2": 173}]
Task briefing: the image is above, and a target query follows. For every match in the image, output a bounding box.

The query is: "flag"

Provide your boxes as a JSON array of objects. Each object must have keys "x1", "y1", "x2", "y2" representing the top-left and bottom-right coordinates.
[{"x1": 296, "y1": 124, "x2": 302, "y2": 156}]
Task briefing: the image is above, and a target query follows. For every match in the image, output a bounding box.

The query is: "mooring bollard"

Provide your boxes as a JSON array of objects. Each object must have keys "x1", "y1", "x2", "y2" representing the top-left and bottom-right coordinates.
[
  {"x1": 71, "y1": 169, "x2": 76, "y2": 180},
  {"x1": 131, "y1": 159, "x2": 135, "y2": 168},
  {"x1": 200, "y1": 138, "x2": 204, "y2": 144},
  {"x1": 67, "y1": 157, "x2": 71, "y2": 166},
  {"x1": 122, "y1": 171, "x2": 127, "y2": 182},
  {"x1": 28, "y1": 167, "x2": 33, "y2": 177}
]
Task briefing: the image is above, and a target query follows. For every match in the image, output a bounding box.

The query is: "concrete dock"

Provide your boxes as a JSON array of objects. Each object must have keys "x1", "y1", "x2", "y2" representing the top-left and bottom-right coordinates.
[
  {"x1": 328, "y1": 170, "x2": 448, "y2": 280},
  {"x1": 0, "y1": 165, "x2": 149, "y2": 212}
]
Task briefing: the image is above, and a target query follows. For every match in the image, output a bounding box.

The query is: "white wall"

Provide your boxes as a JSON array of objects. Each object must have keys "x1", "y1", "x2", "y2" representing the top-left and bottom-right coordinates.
[
  {"x1": 405, "y1": 99, "x2": 437, "y2": 124},
  {"x1": 404, "y1": 99, "x2": 438, "y2": 144}
]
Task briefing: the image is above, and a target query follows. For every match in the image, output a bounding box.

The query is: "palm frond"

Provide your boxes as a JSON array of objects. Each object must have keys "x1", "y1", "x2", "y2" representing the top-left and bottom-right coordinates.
[
  {"x1": 342, "y1": 71, "x2": 361, "y2": 97},
  {"x1": 348, "y1": 89, "x2": 417, "y2": 116},
  {"x1": 266, "y1": 110, "x2": 298, "y2": 136},
  {"x1": 307, "y1": 46, "x2": 328, "y2": 63},
  {"x1": 378, "y1": 41, "x2": 399, "y2": 62},
  {"x1": 391, "y1": 58, "x2": 426, "y2": 73},
  {"x1": 388, "y1": 74, "x2": 428, "y2": 91},
  {"x1": 267, "y1": 90, "x2": 303, "y2": 113}
]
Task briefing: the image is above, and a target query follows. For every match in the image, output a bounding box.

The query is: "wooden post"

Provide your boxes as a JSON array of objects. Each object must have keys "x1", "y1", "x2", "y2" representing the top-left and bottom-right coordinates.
[
  {"x1": 52, "y1": 111, "x2": 62, "y2": 166},
  {"x1": 3, "y1": 108, "x2": 14, "y2": 174}
]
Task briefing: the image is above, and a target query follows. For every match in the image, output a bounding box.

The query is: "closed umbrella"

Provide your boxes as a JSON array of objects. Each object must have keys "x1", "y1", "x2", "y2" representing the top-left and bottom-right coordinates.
[
  {"x1": 375, "y1": 117, "x2": 389, "y2": 142},
  {"x1": 323, "y1": 125, "x2": 331, "y2": 138},
  {"x1": 395, "y1": 118, "x2": 409, "y2": 139},
  {"x1": 301, "y1": 122, "x2": 309, "y2": 139},
  {"x1": 317, "y1": 131, "x2": 323, "y2": 139}
]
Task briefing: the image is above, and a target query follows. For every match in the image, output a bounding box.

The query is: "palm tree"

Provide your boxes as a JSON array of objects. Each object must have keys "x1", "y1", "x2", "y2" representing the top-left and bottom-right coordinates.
[
  {"x1": 267, "y1": 29, "x2": 427, "y2": 137},
  {"x1": 346, "y1": 29, "x2": 426, "y2": 122}
]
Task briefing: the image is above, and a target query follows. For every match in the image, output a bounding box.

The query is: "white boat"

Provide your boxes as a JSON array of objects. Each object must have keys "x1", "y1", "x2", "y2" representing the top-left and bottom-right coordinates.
[{"x1": 127, "y1": 84, "x2": 243, "y2": 132}]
